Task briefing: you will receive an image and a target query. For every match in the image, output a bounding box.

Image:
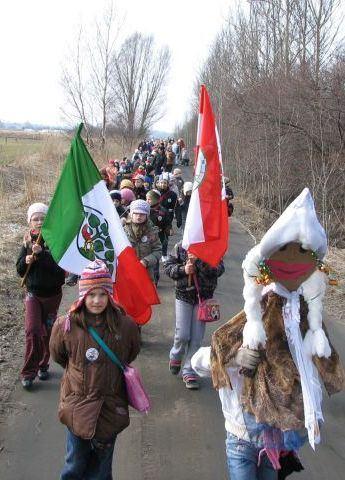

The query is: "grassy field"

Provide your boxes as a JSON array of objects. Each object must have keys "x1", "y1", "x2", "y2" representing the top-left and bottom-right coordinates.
[{"x1": 0, "y1": 135, "x2": 46, "y2": 165}]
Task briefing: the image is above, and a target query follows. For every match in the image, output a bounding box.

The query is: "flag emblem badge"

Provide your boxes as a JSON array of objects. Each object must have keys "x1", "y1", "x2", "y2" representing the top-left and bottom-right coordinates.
[
  {"x1": 77, "y1": 205, "x2": 115, "y2": 274},
  {"x1": 193, "y1": 150, "x2": 207, "y2": 191}
]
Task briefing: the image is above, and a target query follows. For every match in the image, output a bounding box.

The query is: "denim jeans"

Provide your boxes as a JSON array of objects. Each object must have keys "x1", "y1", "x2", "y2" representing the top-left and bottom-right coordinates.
[
  {"x1": 170, "y1": 299, "x2": 206, "y2": 377},
  {"x1": 60, "y1": 429, "x2": 116, "y2": 480},
  {"x1": 226, "y1": 432, "x2": 277, "y2": 480}
]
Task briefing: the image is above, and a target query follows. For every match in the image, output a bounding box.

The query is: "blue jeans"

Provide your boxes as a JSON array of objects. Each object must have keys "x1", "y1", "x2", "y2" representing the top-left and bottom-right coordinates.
[
  {"x1": 61, "y1": 429, "x2": 116, "y2": 480},
  {"x1": 226, "y1": 432, "x2": 277, "y2": 480},
  {"x1": 170, "y1": 299, "x2": 206, "y2": 377}
]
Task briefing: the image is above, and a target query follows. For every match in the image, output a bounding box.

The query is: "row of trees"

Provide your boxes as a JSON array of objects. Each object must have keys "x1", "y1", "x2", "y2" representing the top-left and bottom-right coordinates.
[
  {"x1": 177, "y1": 0, "x2": 345, "y2": 243},
  {"x1": 61, "y1": 3, "x2": 171, "y2": 149}
]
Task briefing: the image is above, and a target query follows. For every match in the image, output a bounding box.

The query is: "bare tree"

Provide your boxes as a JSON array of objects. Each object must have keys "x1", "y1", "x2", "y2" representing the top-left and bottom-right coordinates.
[
  {"x1": 60, "y1": 28, "x2": 94, "y2": 146},
  {"x1": 178, "y1": 0, "x2": 345, "y2": 241},
  {"x1": 60, "y1": 1, "x2": 121, "y2": 148},
  {"x1": 88, "y1": 1, "x2": 121, "y2": 149},
  {"x1": 112, "y1": 33, "x2": 171, "y2": 147}
]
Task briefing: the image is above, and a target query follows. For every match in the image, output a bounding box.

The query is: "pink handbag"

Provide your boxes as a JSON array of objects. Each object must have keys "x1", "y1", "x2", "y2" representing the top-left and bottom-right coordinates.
[
  {"x1": 193, "y1": 274, "x2": 220, "y2": 322},
  {"x1": 123, "y1": 365, "x2": 151, "y2": 413}
]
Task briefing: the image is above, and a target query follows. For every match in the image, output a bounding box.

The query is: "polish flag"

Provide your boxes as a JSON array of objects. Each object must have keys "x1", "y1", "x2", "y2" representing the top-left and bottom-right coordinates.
[{"x1": 182, "y1": 85, "x2": 229, "y2": 267}]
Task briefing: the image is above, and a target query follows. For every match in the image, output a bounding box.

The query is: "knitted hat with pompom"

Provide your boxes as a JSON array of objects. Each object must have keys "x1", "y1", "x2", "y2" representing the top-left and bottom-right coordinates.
[{"x1": 69, "y1": 259, "x2": 118, "y2": 315}]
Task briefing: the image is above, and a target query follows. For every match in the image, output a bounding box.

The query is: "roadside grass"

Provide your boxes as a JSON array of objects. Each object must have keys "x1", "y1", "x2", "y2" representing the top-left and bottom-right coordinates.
[
  {"x1": 0, "y1": 137, "x2": 46, "y2": 165},
  {"x1": 0, "y1": 132, "x2": 124, "y2": 413}
]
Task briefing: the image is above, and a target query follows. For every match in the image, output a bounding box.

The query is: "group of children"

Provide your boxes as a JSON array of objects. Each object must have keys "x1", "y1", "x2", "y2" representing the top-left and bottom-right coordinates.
[
  {"x1": 15, "y1": 137, "x2": 345, "y2": 480},
  {"x1": 104, "y1": 155, "x2": 193, "y2": 267},
  {"x1": 15, "y1": 137, "x2": 221, "y2": 478}
]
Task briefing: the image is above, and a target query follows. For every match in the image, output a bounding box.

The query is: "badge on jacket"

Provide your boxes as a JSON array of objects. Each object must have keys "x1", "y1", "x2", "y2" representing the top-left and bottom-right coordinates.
[
  {"x1": 86, "y1": 348, "x2": 99, "y2": 362},
  {"x1": 141, "y1": 235, "x2": 148, "y2": 243}
]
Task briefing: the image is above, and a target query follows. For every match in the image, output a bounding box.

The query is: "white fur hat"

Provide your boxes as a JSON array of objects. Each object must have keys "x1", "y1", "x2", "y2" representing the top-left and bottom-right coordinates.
[
  {"x1": 241, "y1": 188, "x2": 331, "y2": 358},
  {"x1": 183, "y1": 182, "x2": 193, "y2": 195},
  {"x1": 259, "y1": 188, "x2": 327, "y2": 260},
  {"x1": 27, "y1": 203, "x2": 48, "y2": 223}
]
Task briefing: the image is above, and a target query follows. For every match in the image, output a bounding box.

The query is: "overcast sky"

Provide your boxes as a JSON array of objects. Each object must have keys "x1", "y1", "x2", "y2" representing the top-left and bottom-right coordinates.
[{"x1": 0, "y1": 0, "x2": 239, "y2": 132}]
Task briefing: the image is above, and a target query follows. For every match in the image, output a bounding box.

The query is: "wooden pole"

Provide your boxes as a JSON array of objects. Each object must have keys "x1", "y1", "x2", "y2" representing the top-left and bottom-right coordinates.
[{"x1": 20, "y1": 231, "x2": 42, "y2": 287}]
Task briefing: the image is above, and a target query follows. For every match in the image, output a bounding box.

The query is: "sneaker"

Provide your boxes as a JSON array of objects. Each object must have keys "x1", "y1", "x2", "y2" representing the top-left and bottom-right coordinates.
[
  {"x1": 169, "y1": 360, "x2": 181, "y2": 375},
  {"x1": 183, "y1": 376, "x2": 199, "y2": 390},
  {"x1": 38, "y1": 369, "x2": 49, "y2": 381},
  {"x1": 21, "y1": 378, "x2": 33, "y2": 389}
]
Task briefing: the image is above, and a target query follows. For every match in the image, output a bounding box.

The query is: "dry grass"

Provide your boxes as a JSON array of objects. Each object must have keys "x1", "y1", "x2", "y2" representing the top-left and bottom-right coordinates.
[
  {"x1": 89, "y1": 138, "x2": 127, "y2": 168},
  {"x1": 324, "y1": 247, "x2": 345, "y2": 325},
  {"x1": 234, "y1": 193, "x2": 272, "y2": 240},
  {"x1": 0, "y1": 135, "x2": 70, "y2": 413},
  {"x1": 0, "y1": 132, "x2": 124, "y2": 414}
]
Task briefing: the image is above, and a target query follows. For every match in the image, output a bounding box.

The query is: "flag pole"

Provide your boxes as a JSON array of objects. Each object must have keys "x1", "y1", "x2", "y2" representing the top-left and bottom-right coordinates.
[
  {"x1": 20, "y1": 231, "x2": 42, "y2": 287},
  {"x1": 77, "y1": 123, "x2": 84, "y2": 136}
]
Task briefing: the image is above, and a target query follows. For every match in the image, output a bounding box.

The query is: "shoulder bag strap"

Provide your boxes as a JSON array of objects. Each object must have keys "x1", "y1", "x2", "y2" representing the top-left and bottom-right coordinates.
[
  {"x1": 159, "y1": 191, "x2": 169, "y2": 204},
  {"x1": 192, "y1": 273, "x2": 203, "y2": 304},
  {"x1": 88, "y1": 326, "x2": 124, "y2": 372}
]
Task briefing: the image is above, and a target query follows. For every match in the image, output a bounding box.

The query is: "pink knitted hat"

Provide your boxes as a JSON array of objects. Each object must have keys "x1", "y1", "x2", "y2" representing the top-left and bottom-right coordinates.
[
  {"x1": 120, "y1": 188, "x2": 136, "y2": 203},
  {"x1": 69, "y1": 259, "x2": 117, "y2": 313}
]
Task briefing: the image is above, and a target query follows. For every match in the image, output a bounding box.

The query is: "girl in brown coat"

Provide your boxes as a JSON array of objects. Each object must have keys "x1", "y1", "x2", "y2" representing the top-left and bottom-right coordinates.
[{"x1": 50, "y1": 259, "x2": 140, "y2": 480}]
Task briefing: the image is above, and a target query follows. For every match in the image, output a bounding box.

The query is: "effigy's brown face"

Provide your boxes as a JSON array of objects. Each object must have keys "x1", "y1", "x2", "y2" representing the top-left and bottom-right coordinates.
[{"x1": 267, "y1": 242, "x2": 317, "y2": 291}]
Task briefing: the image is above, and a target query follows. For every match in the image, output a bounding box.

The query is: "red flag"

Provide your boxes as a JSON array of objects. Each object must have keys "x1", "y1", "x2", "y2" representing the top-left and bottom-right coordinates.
[
  {"x1": 113, "y1": 246, "x2": 160, "y2": 325},
  {"x1": 182, "y1": 85, "x2": 229, "y2": 266}
]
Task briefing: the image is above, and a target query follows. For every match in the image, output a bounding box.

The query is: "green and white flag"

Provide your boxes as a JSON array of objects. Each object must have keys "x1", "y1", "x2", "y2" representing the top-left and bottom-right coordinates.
[
  {"x1": 42, "y1": 123, "x2": 160, "y2": 325},
  {"x1": 42, "y1": 124, "x2": 122, "y2": 277}
]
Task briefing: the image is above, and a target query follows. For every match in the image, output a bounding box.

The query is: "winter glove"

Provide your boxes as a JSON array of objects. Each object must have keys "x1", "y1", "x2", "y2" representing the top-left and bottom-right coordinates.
[{"x1": 235, "y1": 347, "x2": 262, "y2": 377}]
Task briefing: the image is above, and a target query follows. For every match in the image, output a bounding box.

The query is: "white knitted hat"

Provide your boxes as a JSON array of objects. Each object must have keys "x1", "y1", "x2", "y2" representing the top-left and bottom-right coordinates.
[
  {"x1": 130, "y1": 199, "x2": 150, "y2": 216},
  {"x1": 27, "y1": 203, "x2": 48, "y2": 223},
  {"x1": 183, "y1": 182, "x2": 193, "y2": 195}
]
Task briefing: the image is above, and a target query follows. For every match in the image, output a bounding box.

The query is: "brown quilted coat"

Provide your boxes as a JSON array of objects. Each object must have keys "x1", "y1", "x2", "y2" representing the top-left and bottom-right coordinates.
[{"x1": 50, "y1": 312, "x2": 140, "y2": 440}]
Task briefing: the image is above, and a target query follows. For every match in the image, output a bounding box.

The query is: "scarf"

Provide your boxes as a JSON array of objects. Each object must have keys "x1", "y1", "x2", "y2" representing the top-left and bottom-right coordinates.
[{"x1": 262, "y1": 283, "x2": 322, "y2": 448}]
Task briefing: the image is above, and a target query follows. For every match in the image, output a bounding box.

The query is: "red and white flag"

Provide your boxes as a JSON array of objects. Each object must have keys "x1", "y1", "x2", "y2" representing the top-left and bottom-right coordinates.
[{"x1": 182, "y1": 85, "x2": 229, "y2": 266}]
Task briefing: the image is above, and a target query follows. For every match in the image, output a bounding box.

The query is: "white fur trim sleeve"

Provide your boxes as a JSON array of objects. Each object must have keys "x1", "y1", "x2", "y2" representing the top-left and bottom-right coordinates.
[
  {"x1": 242, "y1": 246, "x2": 266, "y2": 349},
  {"x1": 242, "y1": 320, "x2": 267, "y2": 349},
  {"x1": 191, "y1": 347, "x2": 212, "y2": 377},
  {"x1": 302, "y1": 270, "x2": 331, "y2": 358}
]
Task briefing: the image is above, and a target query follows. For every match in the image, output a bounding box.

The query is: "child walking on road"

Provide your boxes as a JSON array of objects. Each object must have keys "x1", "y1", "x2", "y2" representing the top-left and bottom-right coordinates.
[
  {"x1": 123, "y1": 199, "x2": 162, "y2": 283},
  {"x1": 16, "y1": 202, "x2": 65, "y2": 389},
  {"x1": 50, "y1": 259, "x2": 140, "y2": 480},
  {"x1": 164, "y1": 241, "x2": 224, "y2": 389}
]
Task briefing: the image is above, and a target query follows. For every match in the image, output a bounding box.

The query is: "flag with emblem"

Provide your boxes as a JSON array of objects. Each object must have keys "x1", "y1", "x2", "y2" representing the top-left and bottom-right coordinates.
[
  {"x1": 182, "y1": 85, "x2": 229, "y2": 266},
  {"x1": 42, "y1": 124, "x2": 160, "y2": 324}
]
